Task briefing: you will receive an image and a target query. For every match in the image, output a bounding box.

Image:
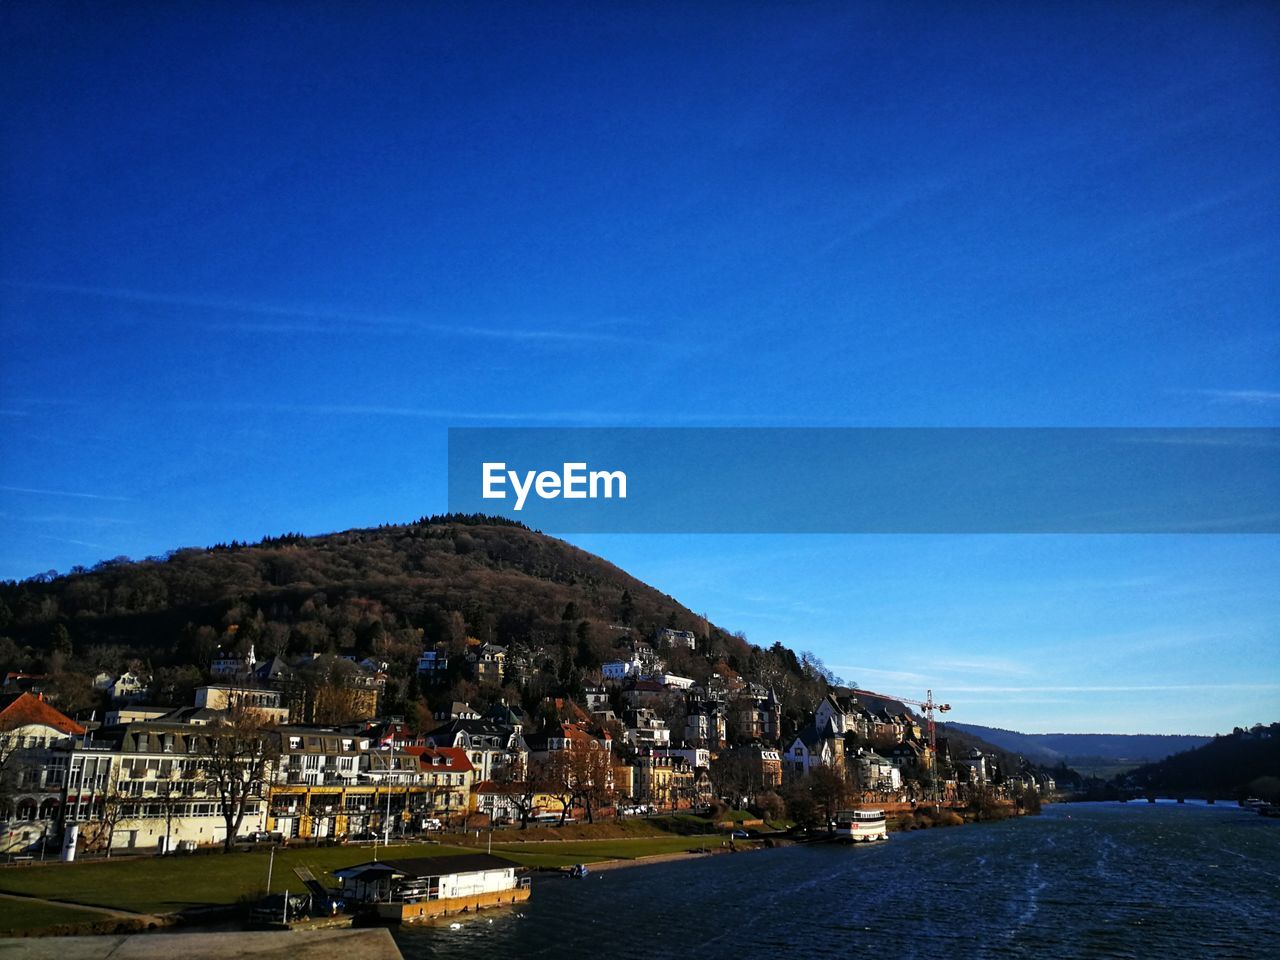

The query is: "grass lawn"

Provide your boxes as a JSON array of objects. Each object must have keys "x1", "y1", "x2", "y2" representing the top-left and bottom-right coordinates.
[
  {"x1": 0, "y1": 841, "x2": 471, "y2": 914},
  {"x1": 0, "y1": 833, "x2": 721, "y2": 915},
  {"x1": 0, "y1": 898, "x2": 112, "y2": 936},
  {"x1": 485, "y1": 835, "x2": 721, "y2": 868}
]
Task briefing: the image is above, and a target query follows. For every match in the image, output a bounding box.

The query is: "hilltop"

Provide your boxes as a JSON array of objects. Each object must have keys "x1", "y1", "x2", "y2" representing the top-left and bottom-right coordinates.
[{"x1": 0, "y1": 515, "x2": 823, "y2": 723}]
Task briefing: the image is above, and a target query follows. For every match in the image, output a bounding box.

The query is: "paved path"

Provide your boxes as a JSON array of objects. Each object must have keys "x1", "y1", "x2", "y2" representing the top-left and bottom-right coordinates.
[{"x1": 0, "y1": 929, "x2": 403, "y2": 960}]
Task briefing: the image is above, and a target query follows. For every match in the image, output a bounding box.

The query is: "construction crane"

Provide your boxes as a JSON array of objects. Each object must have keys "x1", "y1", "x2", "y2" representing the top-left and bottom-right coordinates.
[{"x1": 848, "y1": 687, "x2": 951, "y2": 800}]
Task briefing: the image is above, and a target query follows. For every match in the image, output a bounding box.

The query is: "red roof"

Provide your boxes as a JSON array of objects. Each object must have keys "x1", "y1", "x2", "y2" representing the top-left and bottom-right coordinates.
[
  {"x1": 402, "y1": 744, "x2": 474, "y2": 773},
  {"x1": 0, "y1": 692, "x2": 85, "y2": 735}
]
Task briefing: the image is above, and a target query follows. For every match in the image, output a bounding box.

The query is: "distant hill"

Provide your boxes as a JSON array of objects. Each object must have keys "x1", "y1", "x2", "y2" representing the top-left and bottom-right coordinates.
[
  {"x1": 945, "y1": 723, "x2": 1211, "y2": 767},
  {"x1": 1121, "y1": 725, "x2": 1280, "y2": 800}
]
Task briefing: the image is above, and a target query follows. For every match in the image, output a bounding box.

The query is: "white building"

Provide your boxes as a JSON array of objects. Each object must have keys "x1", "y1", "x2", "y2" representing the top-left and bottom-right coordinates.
[
  {"x1": 602, "y1": 656, "x2": 646, "y2": 680},
  {"x1": 651, "y1": 673, "x2": 695, "y2": 690},
  {"x1": 63, "y1": 721, "x2": 270, "y2": 853}
]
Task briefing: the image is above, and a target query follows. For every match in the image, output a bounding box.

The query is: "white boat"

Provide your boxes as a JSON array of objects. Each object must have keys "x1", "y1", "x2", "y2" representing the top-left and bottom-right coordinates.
[{"x1": 833, "y1": 808, "x2": 888, "y2": 842}]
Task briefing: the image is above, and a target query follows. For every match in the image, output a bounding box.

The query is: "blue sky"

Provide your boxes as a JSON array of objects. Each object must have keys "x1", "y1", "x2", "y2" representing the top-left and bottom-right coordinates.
[{"x1": 1, "y1": 2, "x2": 1277, "y2": 734}]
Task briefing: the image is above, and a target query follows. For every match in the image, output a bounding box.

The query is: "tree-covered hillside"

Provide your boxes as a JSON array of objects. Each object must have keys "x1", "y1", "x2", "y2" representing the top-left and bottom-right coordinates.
[
  {"x1": 948, "y1": 723, "x2": 1212, "y2": 766},
  {"x1": 0, "y1": 515, "x2": 835, "y2": 726},
  {"x1": 1120, "y1": 725, "x2": 1280, "y2": 801}
]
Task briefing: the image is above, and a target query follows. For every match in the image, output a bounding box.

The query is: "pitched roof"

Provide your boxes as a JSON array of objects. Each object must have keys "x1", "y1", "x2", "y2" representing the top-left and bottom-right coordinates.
[
  {"x1": 401, "y1": 744, "x2": 475, "y2": 773},
  {"x1": 0, "y1": 692, "x2": 85, "y2": 735}
]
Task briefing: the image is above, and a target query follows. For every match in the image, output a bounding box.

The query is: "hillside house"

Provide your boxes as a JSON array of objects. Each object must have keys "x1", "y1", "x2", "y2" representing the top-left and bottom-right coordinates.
[
  {"x1": 656, "y1": 628, "x2": 698, "y2": 650},
  {"x1": 465, "y1": 643, "x2": 507, "y2": 684},
  {"x1": 785, "y1": 722, "x2": 844, "y2": 779}
]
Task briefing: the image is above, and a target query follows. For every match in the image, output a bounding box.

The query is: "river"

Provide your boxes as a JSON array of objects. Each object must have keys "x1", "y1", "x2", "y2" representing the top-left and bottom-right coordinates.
[{"x1": 392, "y1": 802, "x2": 1280, "y2": 960}]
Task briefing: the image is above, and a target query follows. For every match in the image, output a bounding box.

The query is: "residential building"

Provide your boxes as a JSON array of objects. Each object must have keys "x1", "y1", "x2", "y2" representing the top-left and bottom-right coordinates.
[
  {"x1": 423, "y1": 719, "x2": 528, "y2": 785},
  {"x1": 417, "y1": 647, "x2": 449, "y2": 682},
  {"x1": 684, "y1": 699, "x2": 727, "y2": 748},
  {"x1": 630, "y1": 750, "x2": 695, "y2": 810},
  {"x1": 61, "y1": 720, "x2": 271, "y2": 853},
  {"x1": 269, "y1": 727, "x2": 371, "y2": 839},
  {"x1": 849, "y1": 747, "x2": 903, "y2": 792},
  {"x1": 465, "y1": 643, "x2": 507, "y2": 684},
  {"x1": 656, "y1": 628, "x2": 697, "y2": 650},
  {"x1": 785, "y1": 722, "x2": 844, "y2": 779},
  {"x1": 193, "y1": 685, "x2": 290, "y2": 724},
  {"x1": 602, "y1": 656, "x2": 645, "y2": 681},
  {"x1": 211, "y1": 644, "x2": 256, "y2": 678},
  {"x1": 624, "y1": 708, "x2": 670, "y2": 749},
  {"x1": 0, "y1": 693, "x2": 85, "y2": 853},
  {"x1": 434, "y1": 701, "x2": 481, "y2": 722},
  {"x1": 650, "y1": 673, "x2": 695, "y2": 691},
  {"x1": 729, "y1": 686, "x2": 782, "y2": 743}
]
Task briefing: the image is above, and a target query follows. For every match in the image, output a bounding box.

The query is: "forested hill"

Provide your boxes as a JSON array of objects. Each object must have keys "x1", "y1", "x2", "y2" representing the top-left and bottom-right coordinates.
[
  {"x1": 1120, "y1": 725, "x2": 1280, "y2": 801},
  {"x1": 947, "y1": 723, "x2": 1212, "y2": 766},
  {"x1": 0, "y1": 515, "x2": 821, "y2": 720},
  {"x1": 1, "y1": 514, "x2": 709, "y2": 655}
]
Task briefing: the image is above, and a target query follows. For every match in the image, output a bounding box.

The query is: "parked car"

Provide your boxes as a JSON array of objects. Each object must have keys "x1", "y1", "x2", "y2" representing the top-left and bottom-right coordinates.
[{"x1": 240, "y1": 830, "x2": 283, "y2": 843}]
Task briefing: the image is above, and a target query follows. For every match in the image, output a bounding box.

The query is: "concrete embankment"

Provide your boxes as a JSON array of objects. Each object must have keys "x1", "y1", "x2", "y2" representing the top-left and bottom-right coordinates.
[{"x1": 0, "y1": 929, "x2": 403, "y2": 960}]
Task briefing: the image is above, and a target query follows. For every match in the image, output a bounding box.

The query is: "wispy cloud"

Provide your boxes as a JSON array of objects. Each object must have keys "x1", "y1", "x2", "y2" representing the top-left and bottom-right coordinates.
[
  {"x1": 36, "y1": 533, "x2": 107, "y2": 550},
  {"x1": 829, "y1": 664, "x2": 933, "y2": 687},
  {"x1": 0, "y1": 485, "x2": 133, "y2": 502},
  {"x1": 1195, "y1": 389, "x2": 1280, "y2": 407},
  {"x1": 174, "y1": 400, "x2": 799, "y2": 426},
  {"x1": 21, "y1": 514, "x2": 135, "y2": 526},
  {"x1": 925, "y1": 656, "x2": 1033, "y2": 677},
  {"x1": 1, "y1": 279, "x2": 641, "y2": 346},
  {"x1": 943, "y1": 683, "x2": 1280, "y2": 693}
]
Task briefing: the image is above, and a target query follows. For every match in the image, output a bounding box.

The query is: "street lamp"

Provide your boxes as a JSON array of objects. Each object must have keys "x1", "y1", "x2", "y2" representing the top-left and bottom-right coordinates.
[{"x1": 357, "y1": 743, "x2": 400, "y2": 852}]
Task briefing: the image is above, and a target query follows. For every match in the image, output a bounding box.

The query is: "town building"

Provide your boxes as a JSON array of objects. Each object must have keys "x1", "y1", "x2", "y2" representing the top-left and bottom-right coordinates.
[{"x1": 0, "y1": 693, "x2": 85, "y2": 854}]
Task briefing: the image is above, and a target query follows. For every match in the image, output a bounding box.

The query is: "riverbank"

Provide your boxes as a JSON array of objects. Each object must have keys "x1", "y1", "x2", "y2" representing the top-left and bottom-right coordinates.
[{"x1": 0, "y1": 806, "x2": 1026, "y2": 936}]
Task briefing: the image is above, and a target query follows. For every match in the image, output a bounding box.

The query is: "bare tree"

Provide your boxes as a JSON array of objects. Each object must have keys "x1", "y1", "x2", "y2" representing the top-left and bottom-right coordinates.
[
  {"x1": 539, "y1": 752, "x2": 576, "y2": 824},
  {"x1": 82, "y1": 788, "x2": 128, "y2": 857},
  {"x1": 569, "y1": 746, "x2": 616, "y2": 824},
  {"x1": 198, "y1": 707, "x2": 280, "y2": 851},
  {"x1": 490, "y1": 760, "x2": 539, "y2": 829}
]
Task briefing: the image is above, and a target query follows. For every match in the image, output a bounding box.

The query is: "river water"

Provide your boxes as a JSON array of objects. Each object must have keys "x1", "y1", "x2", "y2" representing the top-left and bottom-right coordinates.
[{"x1": 392, "y1": 802, "x2": 1279, "y2": 960}]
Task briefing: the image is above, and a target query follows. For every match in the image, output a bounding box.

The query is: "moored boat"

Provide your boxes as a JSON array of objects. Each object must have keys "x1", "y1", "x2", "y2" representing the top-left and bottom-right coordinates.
[{"x1": 833, "y1": 808, "x2": 888, "y2": 843}]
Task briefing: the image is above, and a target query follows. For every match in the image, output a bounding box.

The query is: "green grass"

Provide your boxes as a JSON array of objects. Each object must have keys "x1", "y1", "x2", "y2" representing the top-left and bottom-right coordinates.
[
  {"x1": 0, "y1": 842, "x2": 471, "y2": 914},
  {"x1": 0, "y1": 833, "x2": 722, "y2": 915},
  {"x1": 485, "y1": 835, "x2": 720, "y2": 868},
  {"x1": 0, "y1": 898, "x2": 113, "y2": 936},
  {"x1": 651, "y1": 813, "x2": 717, "y2": 833}
]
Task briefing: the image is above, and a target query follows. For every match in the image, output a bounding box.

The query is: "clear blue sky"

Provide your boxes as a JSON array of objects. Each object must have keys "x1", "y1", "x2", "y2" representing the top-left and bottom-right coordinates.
[{"x1": 2, "y1": 2, "x2": 1277, "y2": 734}]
